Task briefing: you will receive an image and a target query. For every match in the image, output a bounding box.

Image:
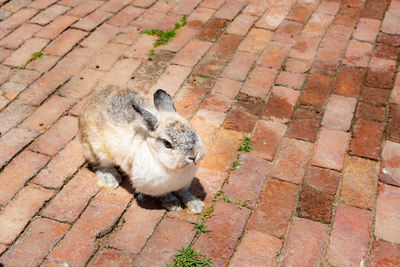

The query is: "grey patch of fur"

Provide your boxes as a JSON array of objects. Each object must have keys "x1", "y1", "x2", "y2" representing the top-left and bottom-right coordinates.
[{"x1": 166, "y1": 121, "x2": 197, "y2": 154}]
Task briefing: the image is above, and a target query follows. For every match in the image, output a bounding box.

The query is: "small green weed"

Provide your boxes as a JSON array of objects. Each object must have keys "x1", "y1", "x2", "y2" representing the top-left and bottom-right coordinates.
[
  {"x1": 22, "y1": 51, "x2": 44, "y2": 69},
  {"x1": 193, "y1": 219, "x2": 211, "y2": 238},
  {"x1": 232, "y1": 161, "x2": 241, "y2": 170},
  {"x1": 168, "y1": 246, "x2": 212, "y2": 267},
  {"x1": 238, "y1": 136, "x2": 254, "y2": 152},
  {"x1": 235, "y1": 199, "x2": 248, "y2": 207},
  {"x1": 141, "y1": 15, "x2": 187, "y2": 55},
  {"x1": 212, "y1": 190, "x2": 224, "y2": 202},
  {"x1": 222, "y1": 196, "x2": 232, "y2": 204},
  {"x1": 199, "y1": 205, "x2": 215, "y2": 220}
]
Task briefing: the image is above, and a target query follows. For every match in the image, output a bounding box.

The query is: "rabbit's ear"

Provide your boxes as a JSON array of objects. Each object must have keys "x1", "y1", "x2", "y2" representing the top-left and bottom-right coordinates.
[
  {"x1": 132, "y1": 104, "x2": 158, "y2": 131},
  {"x1": 154, "y1": 89, "x2": 176, "y2": 112}
]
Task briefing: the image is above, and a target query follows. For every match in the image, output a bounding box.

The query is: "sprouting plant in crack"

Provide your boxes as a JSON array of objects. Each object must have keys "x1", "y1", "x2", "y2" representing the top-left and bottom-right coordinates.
[
  {"x1": 232, "y1": 161, "x2": 242, "y2": 170},
  {"x1": 199, "y1": 205, "x2": 215, "y2": 220},
  {"x1": 141, "y1": 15, "x2": 187, "y2": 56},
  {"x1": 22, "y1": 51, "x2": 44, "y2": 69},
  {"x1": 238, "y1": 136, "x2": 254, "y2": 152},
  {"x1": 193, "y1": 219, "x2": 211, "y2": 238},
  {"x1": 167, "y1": 245, "x2": 213, "y2": 267}
]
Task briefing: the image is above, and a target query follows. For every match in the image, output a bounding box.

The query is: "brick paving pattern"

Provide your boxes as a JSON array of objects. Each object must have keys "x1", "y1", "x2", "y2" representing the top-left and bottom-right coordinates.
[{"x1": 0, "y1": 0, "x2": 399, "y2": 266}]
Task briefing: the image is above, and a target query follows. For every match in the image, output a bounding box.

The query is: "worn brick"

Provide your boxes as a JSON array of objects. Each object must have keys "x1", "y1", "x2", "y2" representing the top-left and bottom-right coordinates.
[
  {"x1": 322, "y1": 24, "x2": 353, "y2": 51},
  {"x1": 257, "y1": 41, "x2": 290, "y2": 69},
  {"x1": 66, "y1": 0, "x2": 103, "y2": 18},
  {"x1": 300, "y1": 74, "x2": 334, "y2": 110},
  {"x1": 0, "y1": 218, "x2": 68, "y2": 266},
  {"x1": 349, "y1": 119, "x2": 384, "y2": 160},
  {"x1": 275, "y1": 71, "x2": 306, "y2": 90},
  {"x1": 73, "y1": 9, "x2": 112, "y2": 31},
  {"x1": 238, "y1": 28, "x2": 273, "y2": 54},
  {"x1": 256, "y1": 1, "x2": 294, "y2": 30},
  {"x1": 321, "y1": 95, "x2": 356, "y2": 131},
  {"x1": 80, "y1": 23, "x2": 120, "y2": 49},
  {"x1": 197, "y1": 18, "x2": 226, "y2": 41},
  {"x1": 224, "y1": 154, "x2": 271, "y2": 208},
  {"x1": 242, "y1": 0, "x2": 270, "y2": 16},
  {"x1": 212, "y1": 77, "x2": 241, "y2": 99},
  {"x1": 35, "y1": 15, "x2": 77, "y2": 39},
  {"x1": 365, "y1": 57, "x2": 396, "y2": 89},
  {"x1": 0, "y1": 150, "x2": 49, "y2": 206},
  {"x1": 107, "y1": 6, "x2": 144, "y2": 27},
  {"x1": 343, "y1": 40, "x2": 373, "y2": 67},
  {"x1": 0, "y1": 23, "x2": 41, "y2": 49},
  {"x1": 172, "y1": 39, "x2": 212, "y2": 67},
  {"x1": 174, "y1": 87, "x2": 207, "y2": 120},
  {"x1": 0, "y1": 8, "x2": 38, "y2": 30},
  {"x1": 230, "y1": 230, "x2": 282, "y2": 267},
  {"x1": 222, "y1": 51, "x2": 257, "y2": 81},
  {"x1": 29, "y1": 0, "x2": 58, "y2": 9},
  {"x1": 9, "y1": 69, "x2": 41, "y2": 85},
  {"x1": 380, "y1": 141, "x2": 400, "y2": 187},
  {"x1": 303, "y1": 13, "x2": 334, "y2": 36},
  {"x1": 381, "y1": 9, "x2": 400, "y2": 35},
  {"x1": 0, "y1": 101, "x2": 35, "y2": 134},
  {"x1": 290, "y1": 34, "x2": 321, "y2": 61},
  {"x1": 101, "y1": 58, "x2": 141, "y2": 87},
  {"x1": 369, "y1": 240, "x2": 400, "y2": 267},
  {"x1": 334, "y1": 66, "x2": 365, "y2": 97},
  {"x1": 48, "y1": 199, "x2": 126, "y2": 266},
  {"x1": 3, "y1": 38, "x2": 49, "y2": 68},
  {"x1": 0, "y1": 185, "x2": 54, "y2": 244},
  {"x1": 241, "y1": 66, "x2": 277, "y2": 98},
  {"x1": 44, "y1": 29, "x2": 88, "y2": 56},
  {"x1": 280, "y1": 217, "x2": 328, "y2": 266},
  {"x1": 233, "y1": 93, "x2": 265, "y2": 117},
  {"x1": 361, "y1": 86, "x2": 390, "y2": 106},
  {"x1": 353, "y1": 18, "x2": 380, "y2": 42},
  {"x1": 25, "y1": 54, "x2": 59, "y2": 72},
  {"x1": 30, "y1": 4, "x2": 70, "y2": 25},
  {"x1": 59, "y1": 68, "x2": 102, "y2": 99},
  {"x1": 251, "y1": 120, "x2": 287, "y2": 161},
  {"x1": 312, "y1": 127, "x2": 350, "y2": 171},
  {"x1": 190, "y1": 109, "x2": 225, "y2": 146},
  {"x1": 0, "y1": 127, "x2": 38, "y2": 168},
  {"x1": 100, "y1": 0, "x2": 131, "y2": 12},
  {"x1": 263, "y1": 86, "x2": 299, "y2": 124},
  {"x1": 89, "y1": 43, "x2": 129, "y2": 71},
  {"x1": 311, "y1": 47, "x2": 341, "y2": 76},
  {"x1": 248, "y1": 179, "x2": 299, "y2": 238},
  {"x1": 285, "y1": 58, "x2": 312, "y2": 73},
  {"x1": 135, "y1": 217, "x2": 195, "y2": 266},
  {"x1": 214, "y1": 0, "x2": 246, "y2": 20},
  {"x1": 90, "y1": 249, "x2": 134, "y2": 267},
  {"x1": 223, "y1": 108, "x2": 257, "y2": 133},
  {"x1": 305, "y1": 166, "x2": 340, "y2": 195},
  {"x1": 226, "y1": 13, "x2": 257, "y2": 35},
  {"x1": 273, "y1": 20, "x2": 303, "y2": 45}
]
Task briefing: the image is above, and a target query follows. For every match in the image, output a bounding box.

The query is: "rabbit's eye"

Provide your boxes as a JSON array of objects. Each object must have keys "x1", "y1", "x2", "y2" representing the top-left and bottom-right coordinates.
[{"x1": 163, "y1": 139, "x2": 173, "y2": 149}]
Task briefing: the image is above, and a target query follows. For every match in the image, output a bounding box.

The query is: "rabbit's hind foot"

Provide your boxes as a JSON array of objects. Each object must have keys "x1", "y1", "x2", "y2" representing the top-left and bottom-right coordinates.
[
  {"x1": 159, "y1": 193, "x2": 183, "y2": 211},
  {"x1": 96, "y1": 167, "x2": 121, "y2": 189}
]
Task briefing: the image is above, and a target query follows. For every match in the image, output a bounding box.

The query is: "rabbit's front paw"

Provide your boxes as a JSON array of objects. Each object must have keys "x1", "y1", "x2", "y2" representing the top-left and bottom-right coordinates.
[
  {"x1": 186, "y1": 199, "x2": 204, "y2": 214},
  {"x1": 160, "y1": 193, "x2": 183, "y2": 211},
  {"x1": 96, "y1": 168, "x2": 120, "y2": 189}
]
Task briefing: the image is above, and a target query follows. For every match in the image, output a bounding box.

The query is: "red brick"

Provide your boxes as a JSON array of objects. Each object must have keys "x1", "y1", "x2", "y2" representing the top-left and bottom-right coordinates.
[
  {"x1": 0, "y1": 23, "x2": 41, "y2": 49},
  {"x1": 226, "y1": 13, "x2": 257, "y2": 35},
  {"x1": 30, "y1": 4, "x2": 70, "y2": 25},
  {"x1": 0, "y1": 150, "x2": 49, "y2": 206},
  {"x1": 311, "y1": 47, "x2": 341, "y2": 76},
  {"x1": 200, "y1": 129, "x2": 242, "y2": 172},
  {"x1": 305, "y1": 166, "x2": 340, "y2": 195},
  {"x1": 388, "y1": 104, "x2": 400, "y2": 142},
  {"x1": 29, "y1": 0, "x2": 58, "y2": 9},
  {"x1": 377, "y1": 31, "x2": 400, "y2": 46},
  {"x1": 349, "y1": 119, "x2": 384, "y2": 160},
  {"x1": 381, "y1": 9, "x2": 400, "y2": 35},
  {"x1": 300, "y1": 74, "x2": 334, "y2": 110},
  {"x1": 9, "y1": 69, "x2": 41, "y2": 85},
  {"x1": 241, "y1": 66, "x2": 277, "y2": 98},
  {"x1": 257, "y1": 41, "x2": 290, "y2": 69},
  {"x1": 66, "y1": 0, "x2": 103, "y2": 18},
  {"x1": 190, "y1": 109, "x2": 225, "y2": 146},
  {"x1": 361, "y1": 0, "x2": 388, "y2": 19},
  {"x1": 101, "y1": 0, "x2": 131, "y2": 12},
  {"x1": 150, "y1": 65, "x2": 192, "y2": 96},
  {"x1": 0, "y1": 127, "x2": 38, "y2": 168},
  {"x1": 59, "y1": 68, "x2": 103, "y2": 99},
  {"x1": 32, "y1": 139, "x2": 84, "y2": 188},
  {"x1": 80, "y1": 23, "x2": 120, "y2": 49},
  {"x1": 195, "y1": 201, "x2": 251, "y2": 266},
  {"x1": 251, "y1": 120, "x2": 287, "y2": 161},
  {"x1": 172, "y1": 0, "x2": 201, "y2": 14},
  {"x1": 186, "y1": 7, "x2": 215, "y2": 29},
  {"x1": 312, "y1": 127, "x2": 350, "y2": 171},
  {"x1": 321, "y1": 95, "x2": 356, "y2": 131},
  {"x1": 343, "y1": 40, "x2": 373, "y2": 67},
  {"x1": 0, "y1": 184, "x2": 54, "y2": 244},
  {"x1": 41, "y1": 168, "x2": 99, "y2": 222},
  {"x1": 0, "y1": 218, "x2": 68, "y2": 266},
  {"x1": 0, "y1": 101, "x2": 35, "y2": 134},
  {"x1": 334, "y1": 6, "x2": 362, "y2": 27},
  {"x1": 30, "y1": 116, "x2": 78, "y2": 156},
  {"x1": 242, "y1": 0, "x2": 270, "y2": 16},
  {"x1": 230, "y1": 230, "x2": 282, "y2": 267},
  {"x1": 361, "y1": 86, "x2": 390, "y2": 106},
  {"x1": 287, "y1": 118, "x2": 320, "y2": 143},
  {"x1": 341, "y1": 156, "x2": 379, "y2": 210},
  {"x1": 353, "y1": 18, "x2": 380, "y2": 42},
  {"x1": 214, "y1": 0, "x2": 246, "y2": 20},
  {"x1": 88, "y1": 43, "x2": 129, "y2": 71},
  {"x1": 191, "y1": 168, "x2": 227, "y2": 205},
  {"x1": 365, "y1": 57, "x2": 396, "y2": 89},
  {"x1": 327, "y1": 204, "x2": 373, "y2": 266},
  {"x1": 197, "y1": 18, "x2": 226, "y2": 42},
  {"x1": 0, "y1": 47, "x2": 12, "y2": 63},
  {"x1": 200, "y1": 0, "x2": 224, "y2": 9},
  {"x1": 302, "y1": 13, "x2": 334, "y2": 36},
  {"x1": 213, "y1": 77, "x2": 241, "y2": 99},
  {"x1": 223, "y1": 108, "x2": 257, "y2": 133},
  {"x1": 233, "y1": 93, "x2": 265, "y2": 117},
  {"x1": 0, "y1": 8, "x2": 38, "y2": 30},
  {"x1": 203, "y1": 34, "x2": 242, "y2": 62},
  {"x1": 44, "y1": 29, "x2": 88, "y2": 56},
  {"x1": 237, "y1": 28, "x2": 273, "y2": 54},
  {"x1": 107, "y1": 6, "x2": 144, "y2": 27},
  {"x1": 374, "y1": 42, "x2": 399, "y2": 60},
  {"x1": 271, "y1": 138, "x2": 313, "y2": 184},
  {"x1": 287, "y1": 2, "x2": 315, "y2": 22},
  {"x1": 73, "y1": 9, "x2": 112, "y2": 31},
  {"x1": 35, "y1": 15, "x2": 77, "y2": 39},
  {"x1": 173, "y1": 87, "x2": 206, "y2": 119},
  {"x1": 356, "y1": 102, "x2": 386, "y2": 122},
  {"x1": 108, "y1": 200, "x2": 165, "y2": 253},
  {"x1": 101, "y1": 58, "x2": 141, "y2": 87},
  {"x1": 375, "y1": 184, "x2": 400, "y2": 243},
  {"x1": 172, "y1": 39, "x2": 212, "y2": 67},
  {"x1": 297, "y1": 185, "x2": 335, "y2": 223},
  {"x1": 290, "y1": 34, "x2": 321, "y2": 61},
  {"x1": 256, "y1": 1, "x2": 294, "y2": 30},
  {"x1": 380, "y1": 140, "x2": 400, "y2": 187},
  {"x1": 322, "y1": 24, "x2": 353, "y2": 51},
  {"x1": 281, "y1": 217, "x2": 328, "y2": 266},
  {"x1": 275, "y1": 71, "x2": 306, "y2": 89},
  {"x1": 25, "y1": 54, "x2": 59, "y2": 72},
  {"x1": 248, "y1": 179, "x2": 299, "y2": 238},
  {"x1": 224, "y1": 154, "x2": 271, "y2": 208},
  {"x1": 90, "y1": 249, "x2": 134, "y2": 267},
  {"x1": 263, "y1": 86, "x2": 299, "y2": 123},
  {"x1": 273, "y1": 20, "x2": 303, "y2": 45},
  {"x1": 285, "y1": 58, "x2": 312, "y2": 73},
  {"x1": 48, "y1": 199, "x2": 126, "y2": 266},
  {"x1": 369, "y1": 240, "x2": 400, "y2": 267},
  {"x1": 3, "y1": 38, "x2": 49, "y2": 68},
  {"x1": 222, "y1": 51, "x2": 257, "y2": 81},
  {"x1": 334, "y1": 66, "x2": 365, "y2": 97},
  {"x1": 21, "y1": 95, "x2": 75, "y2": 132},
  {"x1": 135, "y1": 217, "x2": 196, "y2": 266}
]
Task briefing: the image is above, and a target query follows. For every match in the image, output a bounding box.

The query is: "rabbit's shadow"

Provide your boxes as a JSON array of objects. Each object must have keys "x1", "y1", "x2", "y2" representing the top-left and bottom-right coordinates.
[{"x1": 116, "y1": 168, "x2": 206, "y2": 210}]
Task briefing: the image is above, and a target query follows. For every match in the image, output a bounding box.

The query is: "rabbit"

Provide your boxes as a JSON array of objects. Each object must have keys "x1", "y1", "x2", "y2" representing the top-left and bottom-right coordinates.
[{"x1": 78, "y1": 85, "x2": 206, "y2": 214}]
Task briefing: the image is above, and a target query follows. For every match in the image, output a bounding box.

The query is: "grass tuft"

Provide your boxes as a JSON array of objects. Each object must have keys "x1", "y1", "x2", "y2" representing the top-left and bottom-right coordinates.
[
  {"x1": 193, "y1": 219, "x2": 211, "y2": 238},
  {"x1": 168, "y1": 246, "x2": 212, "y2": 267},
  {"x1": 232, "y1": 161, "x2": 241, "y2": 170},
  {"x1": 238, "y1": 136, "x2": 254, "y2": 152}
]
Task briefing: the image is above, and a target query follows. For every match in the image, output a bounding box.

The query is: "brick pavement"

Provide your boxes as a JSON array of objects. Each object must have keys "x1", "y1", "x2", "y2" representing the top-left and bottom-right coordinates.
[{"x1": 0, "y1": 0, "x2": 399, "y2": 266}]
